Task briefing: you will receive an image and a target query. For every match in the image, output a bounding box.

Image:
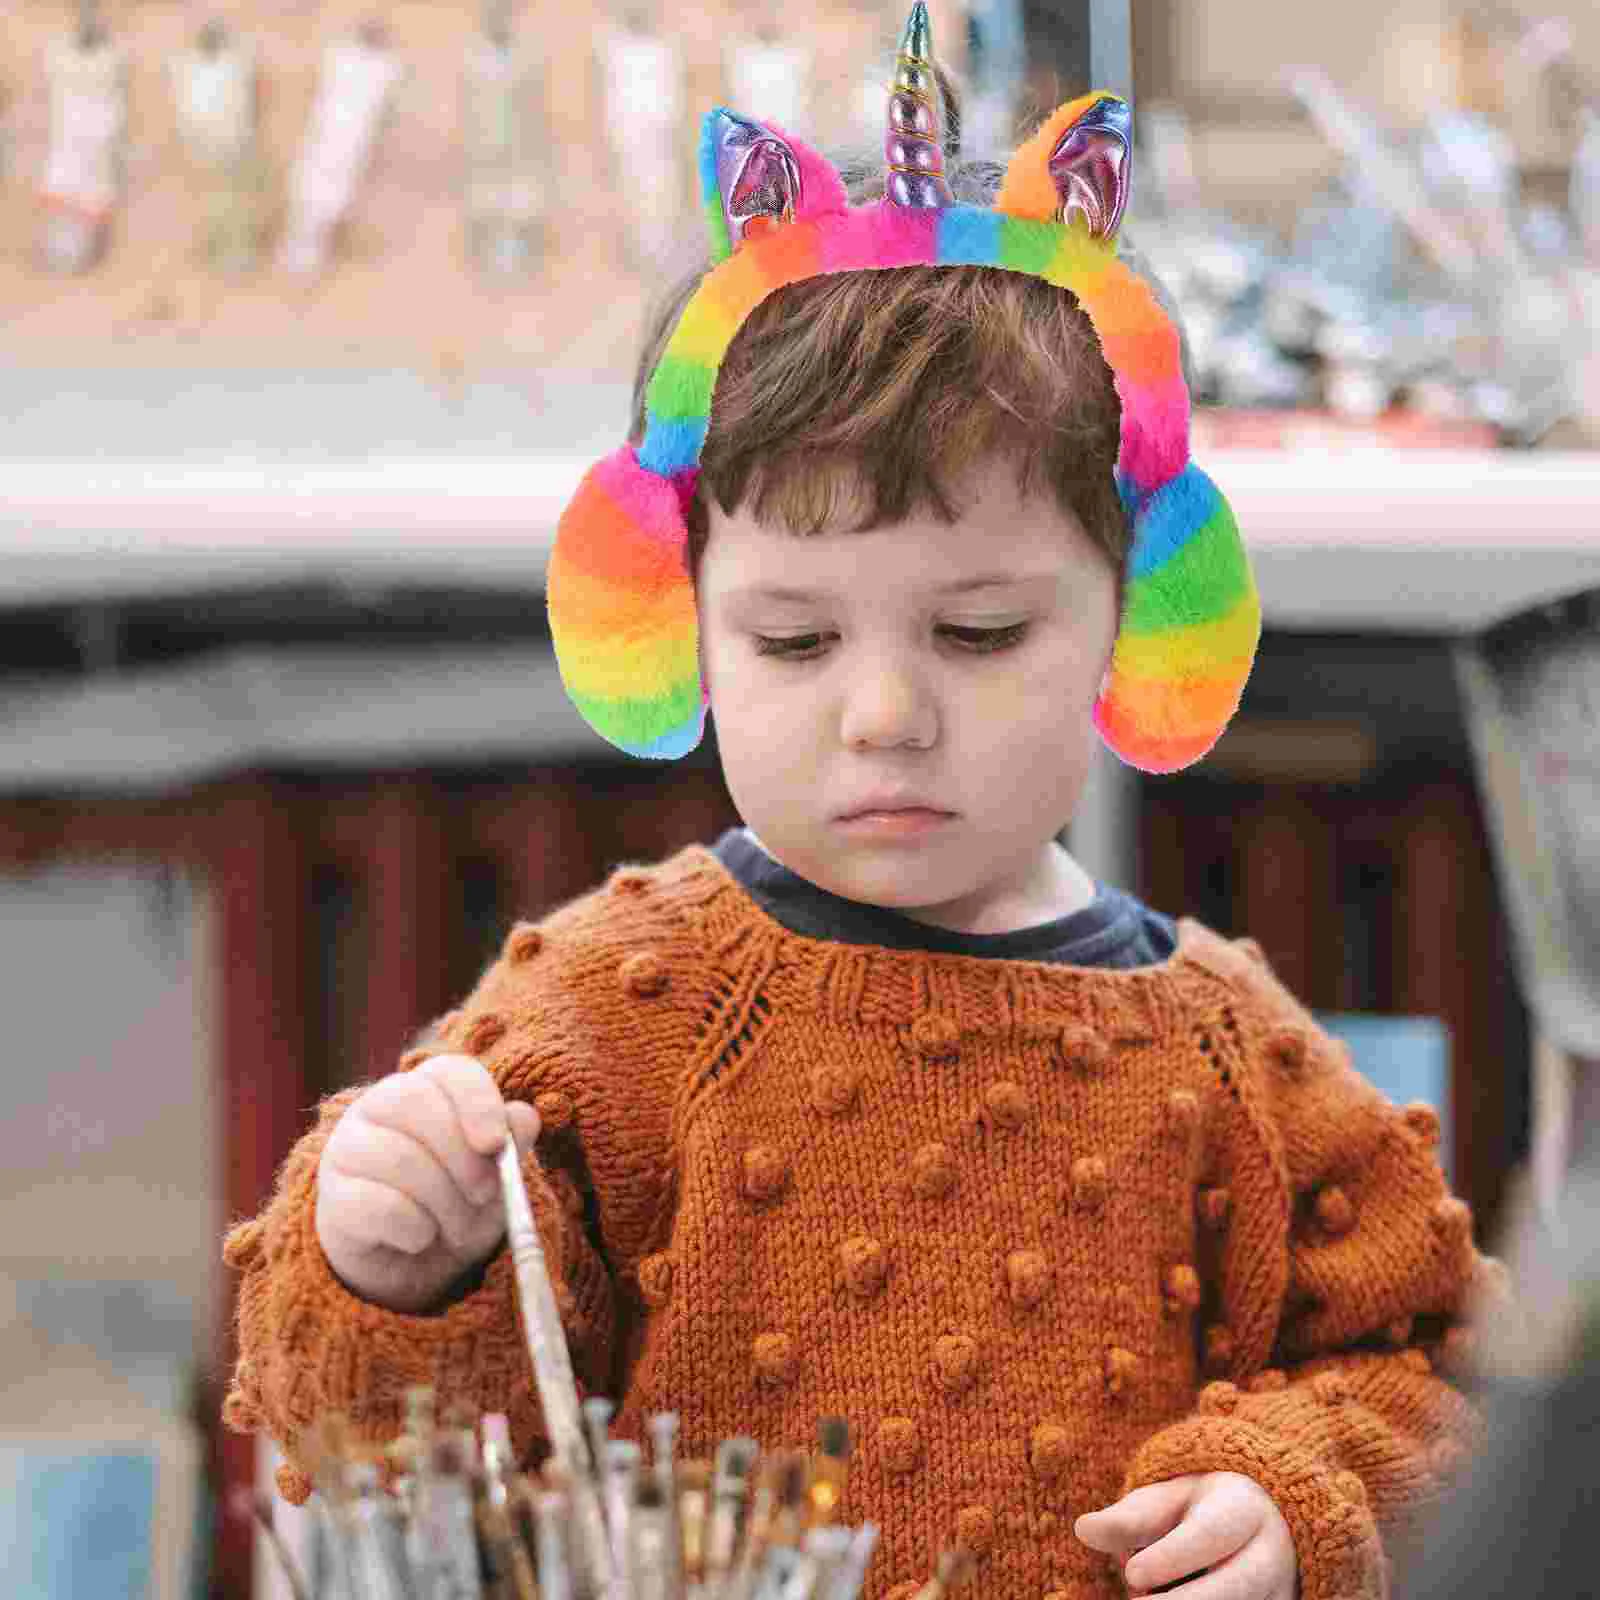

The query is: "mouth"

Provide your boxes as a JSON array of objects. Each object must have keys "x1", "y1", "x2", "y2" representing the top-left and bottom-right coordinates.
[
  {"x1": 834, "y1": 793, "x2": 955, "y2": 821},
  {"x1": 836, "y1": 804, "x2": 954, "y2": 818},
  {"x1": 833, "y1": 806, "x2": 956, "y2": 837}
]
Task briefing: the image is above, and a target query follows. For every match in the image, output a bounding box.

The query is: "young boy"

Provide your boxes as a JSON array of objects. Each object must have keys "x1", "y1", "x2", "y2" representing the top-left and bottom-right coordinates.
[{"x1": 223, "y1": 13, "x2": 1493, "y2": 1598}]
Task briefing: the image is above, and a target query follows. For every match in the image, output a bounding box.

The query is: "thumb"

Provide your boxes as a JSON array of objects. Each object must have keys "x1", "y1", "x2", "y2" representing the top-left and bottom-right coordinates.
[
  {"x1": 1075, "y1": 1477, "x2": 1197, "y2": 1560},
  {"x1": 505, "y1": 1099, "x2": 542, "y2": 1153}
]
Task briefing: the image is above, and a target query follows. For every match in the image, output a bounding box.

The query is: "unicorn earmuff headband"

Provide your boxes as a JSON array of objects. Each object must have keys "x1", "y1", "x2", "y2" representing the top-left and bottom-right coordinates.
[{"x1": 546, "y1": 3, "x2": 1260, "y2": 775}]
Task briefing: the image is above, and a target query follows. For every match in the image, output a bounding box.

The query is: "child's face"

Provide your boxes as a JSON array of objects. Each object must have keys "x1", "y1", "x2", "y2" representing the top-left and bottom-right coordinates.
[{"x1": 697, "y1": 452, "x2": 1120, "y2": 929}]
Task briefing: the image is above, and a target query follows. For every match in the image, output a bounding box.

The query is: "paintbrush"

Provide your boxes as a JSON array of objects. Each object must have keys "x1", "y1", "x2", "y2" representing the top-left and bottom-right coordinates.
[
  {"x1": 910, "y1": 1549, "x2": 976, "y2": 1600},
  {"x1": 498, "y1": 1136, "x2": 614, "y2": 1596}
]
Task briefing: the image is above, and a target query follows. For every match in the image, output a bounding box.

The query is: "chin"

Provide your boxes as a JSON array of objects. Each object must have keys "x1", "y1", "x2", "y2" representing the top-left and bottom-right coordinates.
[{"x1": 814, "y1": 849, "x2": 968, "y2": 910}]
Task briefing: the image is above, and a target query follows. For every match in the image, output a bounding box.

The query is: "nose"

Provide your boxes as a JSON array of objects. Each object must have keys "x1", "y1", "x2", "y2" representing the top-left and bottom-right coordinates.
[{"x1": 838, "y1": 653, "x2": 939, "y2": 751}]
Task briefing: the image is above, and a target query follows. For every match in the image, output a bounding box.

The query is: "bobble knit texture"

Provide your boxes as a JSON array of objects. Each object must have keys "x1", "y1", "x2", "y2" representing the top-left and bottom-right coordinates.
[{"x1": 224, "y1": 846, "x2": 1488, "y2": 1598}]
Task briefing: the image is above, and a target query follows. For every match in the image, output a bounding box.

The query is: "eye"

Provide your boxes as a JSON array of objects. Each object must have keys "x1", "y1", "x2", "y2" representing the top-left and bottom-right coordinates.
[
  {"x1": 752, "y1": 632, "x2": 833, "y2": 660},
  {"x1": 940, "y1": 622, "x2": 1030, "y2": 652},
  {"x1": 750, "y1": 622, "x2": 1030, "y2": 661}
]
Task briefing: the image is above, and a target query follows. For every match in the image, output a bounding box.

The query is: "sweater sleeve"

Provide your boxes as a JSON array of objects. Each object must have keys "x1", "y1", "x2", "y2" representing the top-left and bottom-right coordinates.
[
  {"x1": 219, "y1": 1074, "x2": 618, "y2": 1504},
  {"x1": 1122, "y1": 939, "x2": 1498, "y2": 1600}
]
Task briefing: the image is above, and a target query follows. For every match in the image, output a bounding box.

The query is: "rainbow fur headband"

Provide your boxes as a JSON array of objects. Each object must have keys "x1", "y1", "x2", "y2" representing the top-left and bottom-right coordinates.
[{"x1": 548, "y1": 6, "x2": 1259, "y2": 774}]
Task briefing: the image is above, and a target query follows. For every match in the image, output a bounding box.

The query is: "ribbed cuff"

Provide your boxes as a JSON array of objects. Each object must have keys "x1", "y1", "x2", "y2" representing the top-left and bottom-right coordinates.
[
  {"x1": 1122, "y1": 1415, "x2": 1387, "y2": 1600},
  {"x1": 225, "y1": 1145, "x2": 570, "y2": 1504}
]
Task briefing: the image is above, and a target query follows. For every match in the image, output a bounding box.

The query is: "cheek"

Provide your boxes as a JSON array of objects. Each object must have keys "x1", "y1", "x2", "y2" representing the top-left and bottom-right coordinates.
[
  {"x1": 981, "y1": 639, "x2": 1104, "y2": 734},
  {"x1": 699, "y1": 619, "x2": 741, "y2": 707},
  {"x1": 703, "y1": 632, "x2": 753, "y2": 717},
  {"x1": 701, "y1": 634, "x2": 803, "y2": 764}
]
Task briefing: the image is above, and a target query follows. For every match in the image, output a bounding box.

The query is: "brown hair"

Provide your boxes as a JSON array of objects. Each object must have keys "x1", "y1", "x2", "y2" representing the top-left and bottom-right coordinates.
[{"x1": 629, "y1": 139, "x2": 1185, "y2": 593}]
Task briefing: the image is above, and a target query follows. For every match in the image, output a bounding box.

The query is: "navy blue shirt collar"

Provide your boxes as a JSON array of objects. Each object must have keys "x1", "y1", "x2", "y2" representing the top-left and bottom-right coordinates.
[{"x1": 711, "y1": 826, "x2": 1176, "y2": 969}]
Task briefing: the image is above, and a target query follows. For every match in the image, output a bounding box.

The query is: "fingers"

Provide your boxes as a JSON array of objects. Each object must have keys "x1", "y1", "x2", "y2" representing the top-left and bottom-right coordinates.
[
  {"x1": 360, "y1": 1057, "x2": 503, "y2": 1205},
  {"x1": 1076, "y1": 1478, "x2": 1197, "y2": 1560},
  {"x1": 318, "y1": 1051, "x2": 548, "y2": 1290},
  {"x1": 1129, "y1": 1535, "x2": 1282, "y2": 1600},
  {"x1": 1123, "y1": 1485, "x2": 1261, "y2": 1593},
  {"x1": 506, "y1": 1099, "x2": 542, "y2": 1151},
  {"x1": 326, "y1": 1120, "x2": 488, "y2": 1253},
  {"x1": 418, "y1": 1053, "x2": 519, "y2": 1157},
  {"x1": 317, "y1": 1168, "x2": 438, "y2": 1255}
]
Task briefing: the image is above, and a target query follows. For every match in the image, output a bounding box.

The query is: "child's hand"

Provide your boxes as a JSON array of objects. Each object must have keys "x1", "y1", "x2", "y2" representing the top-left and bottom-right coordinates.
[
  {"x1": 315, "y1": 1054, "x2": 541, "y2": 1314},
  {"x1": 1075, "y1": 1472, "x2": 1297, "y2": 1599}
]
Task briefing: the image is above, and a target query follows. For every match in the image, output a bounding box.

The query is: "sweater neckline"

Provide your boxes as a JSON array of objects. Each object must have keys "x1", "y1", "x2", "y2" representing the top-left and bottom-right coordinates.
[{"x1": 666, "y1": 842, "x2": 1218, "y2": 1037}]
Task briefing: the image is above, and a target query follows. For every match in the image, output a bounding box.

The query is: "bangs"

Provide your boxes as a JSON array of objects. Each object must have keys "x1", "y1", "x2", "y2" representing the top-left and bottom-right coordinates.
[{"x1": 686, "y1": 265, "x2": 1127, "y2": 569}]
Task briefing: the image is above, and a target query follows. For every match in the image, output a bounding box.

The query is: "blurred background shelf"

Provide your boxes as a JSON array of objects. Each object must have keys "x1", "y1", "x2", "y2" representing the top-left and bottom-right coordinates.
[{"x1": 3, "y1": 410, "x2": 1595, "y2": 631}]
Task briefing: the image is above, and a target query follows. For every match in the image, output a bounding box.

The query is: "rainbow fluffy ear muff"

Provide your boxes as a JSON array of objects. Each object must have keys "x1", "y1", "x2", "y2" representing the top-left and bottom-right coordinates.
[{"x1": 546, "y1": 3, "x2": 1260, "y2": 774}]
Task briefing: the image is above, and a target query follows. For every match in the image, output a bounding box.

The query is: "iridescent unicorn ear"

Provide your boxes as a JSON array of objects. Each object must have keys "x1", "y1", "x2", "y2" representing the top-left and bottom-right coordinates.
[
  {"x1": 996, "y1": 90, "x2": 1131, "y2": 239},
  {"x1": 700, "y1": 109, "x2": 848, "y2": 263}
]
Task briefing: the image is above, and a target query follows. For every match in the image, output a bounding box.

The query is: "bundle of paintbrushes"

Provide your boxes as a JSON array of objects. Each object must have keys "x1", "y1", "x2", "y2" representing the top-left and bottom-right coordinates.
[
  {"x1": 261, "y1": 1397, "x2": 894, "y2": 1600},
  {"x1": 248, "y1": 1138, "x2": 987, "y2": 1599}
]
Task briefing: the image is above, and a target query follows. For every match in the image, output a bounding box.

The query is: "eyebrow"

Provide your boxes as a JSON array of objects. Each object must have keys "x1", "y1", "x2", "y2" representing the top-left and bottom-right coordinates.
[{"x1": 727, "y1": 574, "x2": 1051, "y2": 602}]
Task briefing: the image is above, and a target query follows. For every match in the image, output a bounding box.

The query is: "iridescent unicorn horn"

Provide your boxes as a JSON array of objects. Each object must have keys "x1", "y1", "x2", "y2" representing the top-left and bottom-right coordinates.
[{"x1": 886, "y1": 2, "x2": 953, "y2": 208}]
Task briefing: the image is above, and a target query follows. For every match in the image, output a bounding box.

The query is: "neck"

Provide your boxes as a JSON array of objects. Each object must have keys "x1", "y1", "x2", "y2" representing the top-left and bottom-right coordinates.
[{"x1": 745, "y1": 829, "x2": 1098, "y2": 935}]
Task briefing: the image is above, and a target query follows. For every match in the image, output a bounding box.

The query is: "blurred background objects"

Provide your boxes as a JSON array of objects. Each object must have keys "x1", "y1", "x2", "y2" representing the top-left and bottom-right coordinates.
[
  {"x1": 1395, "y1": 588, "x2": 1600, "y2": 1600},
  {"x1": 0, "y1": 2, "x2": 1597, "y2": 1595}
]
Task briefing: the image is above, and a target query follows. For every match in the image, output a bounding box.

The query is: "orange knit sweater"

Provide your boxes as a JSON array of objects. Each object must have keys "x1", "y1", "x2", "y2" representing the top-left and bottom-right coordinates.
[{"x1": 223, "y1": 845, "x2": 1494, "y2": 1600}]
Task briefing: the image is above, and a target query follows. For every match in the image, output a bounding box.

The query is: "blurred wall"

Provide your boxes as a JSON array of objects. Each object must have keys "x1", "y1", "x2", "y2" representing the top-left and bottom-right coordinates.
[
  {"x1": 6, "y1": 0, "x2": 1592, "y2": 373},
  {"x1": 0, "y1": 0, "x2": 906, "y2": 376},
  {"x1": 1148, "y1": 0, "x2": 1598, "y2": 229},
  {"x1": 0, "y1": 863, "x2": 214, "y2": 1390}
]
